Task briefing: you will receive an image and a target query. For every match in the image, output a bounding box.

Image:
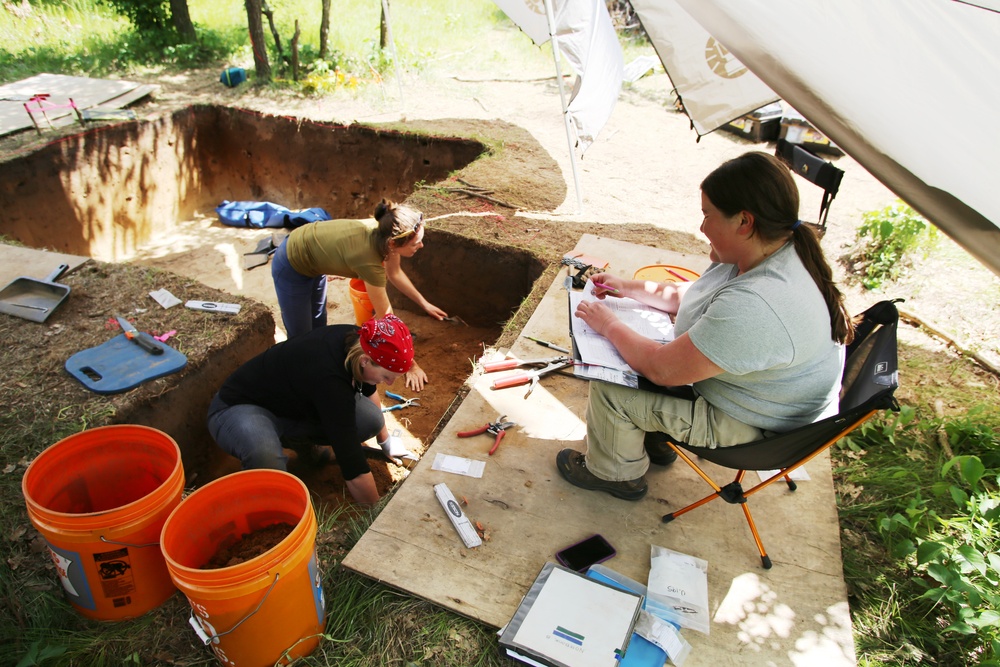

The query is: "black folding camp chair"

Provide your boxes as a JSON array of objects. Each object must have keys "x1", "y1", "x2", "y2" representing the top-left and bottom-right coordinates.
[
  {"x1": 661, "y1": 299, "x2": 901, "y2": 568},
  {"x1": 775, "y1": 138, "x2": 844, "y2": 236}
]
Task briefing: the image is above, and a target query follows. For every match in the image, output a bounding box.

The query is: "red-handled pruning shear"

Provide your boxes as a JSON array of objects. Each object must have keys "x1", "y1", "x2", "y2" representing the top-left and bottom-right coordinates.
[
  {"x1": 481, "y1": 356, "x2": 574, "y2": 398},
  {"x1": 458, "y1": 415, "x2": 517, "y2": 455}
]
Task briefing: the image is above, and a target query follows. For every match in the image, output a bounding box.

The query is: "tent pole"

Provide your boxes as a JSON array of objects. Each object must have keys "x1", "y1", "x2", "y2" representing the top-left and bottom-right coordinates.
[
  {"x1": 380, "y1": 0, "x2": 405, "y2": 111},
  {"x1": 543, "y1": 0, "x2": 584, "y2": 214}
]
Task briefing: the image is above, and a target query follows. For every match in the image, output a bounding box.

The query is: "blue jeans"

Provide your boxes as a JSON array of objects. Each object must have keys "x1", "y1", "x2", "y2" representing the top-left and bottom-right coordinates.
[
  {"x1": 206, "y1": 393, "x2": 384, "y2": 476},
  {"x1": 271, "y1": 237, "x2": 327, "y2": 338}
]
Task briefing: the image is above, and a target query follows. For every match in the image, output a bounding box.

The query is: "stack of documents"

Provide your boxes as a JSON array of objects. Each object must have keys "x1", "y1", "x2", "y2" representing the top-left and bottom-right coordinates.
[{"x1": 568, "y1": 278, "x2": 675, "y2": 388}]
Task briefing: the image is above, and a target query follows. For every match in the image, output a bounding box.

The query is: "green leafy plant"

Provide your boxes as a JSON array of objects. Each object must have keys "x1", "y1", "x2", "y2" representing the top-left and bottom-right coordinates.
[
  {"x1": 834, "y1": 399, "x2": 1000, "y2": 666},
  {"x1": 873, "y1": 412, "x2": 1000, "y2": 665},
  {"x1": 14, "y1": 641, "x2": 67, "y2": 667},
  {"x1": 850, "y1": 201, "x2": 937, "y2": 290}
]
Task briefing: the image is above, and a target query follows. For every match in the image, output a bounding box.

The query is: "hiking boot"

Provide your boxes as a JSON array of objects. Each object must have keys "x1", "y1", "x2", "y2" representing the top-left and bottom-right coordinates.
[
  {"x1": 643, "y1": 432, "x2": 678, "y2": 466},
  {"x1": 556, "y1": 449, "x2": 647, "y2": 501}
]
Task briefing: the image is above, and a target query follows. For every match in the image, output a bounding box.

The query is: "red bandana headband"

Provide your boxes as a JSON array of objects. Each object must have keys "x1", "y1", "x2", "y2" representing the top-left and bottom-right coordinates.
[{"x1": 359, "y1": 314, "x2": 414, "y2": 374}]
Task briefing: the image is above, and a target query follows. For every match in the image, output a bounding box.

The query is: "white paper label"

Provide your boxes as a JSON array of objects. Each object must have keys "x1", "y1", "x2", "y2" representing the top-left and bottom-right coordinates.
[
  {"x1": 431, "y1": 453, "x2": 486, "y2": 478},
  {"x1": 149, "y1": 288, "x2": 182, "y2": 309}
]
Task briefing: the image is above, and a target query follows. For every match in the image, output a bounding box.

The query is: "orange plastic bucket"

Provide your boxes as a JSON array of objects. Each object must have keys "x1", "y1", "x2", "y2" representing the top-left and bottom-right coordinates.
[
  {"x1": 348, "y1": 278, "x2": 376, "y2": 326},
  {"x1": 632, "y1": 264, "x2": 701, "y2": 283},
  {"x1": 161, "y1": 470, "x2": 325, "y2": 667},
  {"x1": 21, "y1": 424, "x2": 183, "y2": 620}
]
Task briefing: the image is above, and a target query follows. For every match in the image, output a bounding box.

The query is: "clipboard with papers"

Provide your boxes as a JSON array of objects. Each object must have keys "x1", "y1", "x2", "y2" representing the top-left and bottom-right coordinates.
[
  {"x1": 567, "y1": 277, "x2": 693, "y2": 398},
  {"x1": 498, "y1": 562, "x2": 644, "y2": 667}
]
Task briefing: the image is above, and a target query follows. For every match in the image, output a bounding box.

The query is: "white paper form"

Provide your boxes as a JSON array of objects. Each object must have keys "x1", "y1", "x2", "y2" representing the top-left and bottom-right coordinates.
[
  {"x1": 756, "y1": 466, "x2": 810, "y2": 483},
  {"x1": 569, "y1": 279, "x2": 675, "y2": 373}
]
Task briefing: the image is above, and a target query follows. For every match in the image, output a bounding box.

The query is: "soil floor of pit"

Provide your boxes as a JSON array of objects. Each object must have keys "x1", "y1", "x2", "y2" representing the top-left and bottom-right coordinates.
[{"x1": 195, "y1": 299, "x2": 501, "y2": 507}]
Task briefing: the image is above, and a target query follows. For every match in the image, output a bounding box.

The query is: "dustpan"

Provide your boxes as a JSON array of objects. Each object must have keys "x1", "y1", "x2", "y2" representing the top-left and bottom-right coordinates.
[
  {"x1": 243, "y1": 236, "x2": 278, "y2": 271},
  {"x1": 0, "y1": 264, "x2": 71, "y2": 323}
]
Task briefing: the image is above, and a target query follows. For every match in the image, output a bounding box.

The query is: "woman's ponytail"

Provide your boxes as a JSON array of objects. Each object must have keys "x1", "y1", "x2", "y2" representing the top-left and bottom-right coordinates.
[{"x1": 791, "y1": 223, "x2": 854, "y2": 344}]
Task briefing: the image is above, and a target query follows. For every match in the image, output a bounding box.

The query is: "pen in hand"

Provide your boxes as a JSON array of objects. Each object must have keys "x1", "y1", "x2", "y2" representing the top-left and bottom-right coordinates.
[
  {"x1": 664, "y1": 267, "x2": 690, "y2": 282},
  {"x1": 591, "y1": 281, "x2": 620, "y2": 295}
]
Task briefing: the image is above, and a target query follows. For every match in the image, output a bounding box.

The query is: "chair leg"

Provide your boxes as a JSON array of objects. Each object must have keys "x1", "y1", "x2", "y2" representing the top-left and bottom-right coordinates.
[
  {"x1": 663, "y1": 471, "x2": 774, "y2": 568},
  {"x1": 661, "y1": 490, "x2": 720, "y2": 522},
  {"x1": 740, "y1": 502, "x2": 772, "y2": 569},
  {"x1": 784, "y1": 474, "x2": 797, "y2": 492}
]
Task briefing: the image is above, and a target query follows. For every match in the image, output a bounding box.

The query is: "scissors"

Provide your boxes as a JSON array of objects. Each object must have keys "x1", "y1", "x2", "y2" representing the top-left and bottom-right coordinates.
[{"x1": 481, "y1": 356, "x2": 574, "y2": 398}]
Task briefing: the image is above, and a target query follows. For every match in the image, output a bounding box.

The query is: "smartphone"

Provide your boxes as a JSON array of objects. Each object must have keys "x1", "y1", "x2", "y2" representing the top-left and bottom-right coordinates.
[{"x1": 555, "y1": 534, "x2": 616, "y2": 573}]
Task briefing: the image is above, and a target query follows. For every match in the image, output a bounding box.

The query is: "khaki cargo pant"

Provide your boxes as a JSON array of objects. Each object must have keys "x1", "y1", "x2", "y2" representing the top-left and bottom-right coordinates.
[{"x1": 584, "y1": 381, "x2": 764, "y2": 482}]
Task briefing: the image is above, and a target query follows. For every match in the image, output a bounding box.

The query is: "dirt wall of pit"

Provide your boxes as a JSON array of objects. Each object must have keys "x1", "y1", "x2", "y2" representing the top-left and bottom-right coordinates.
[
  {"x1": 0, "y1": 259, "x2": 276, "y2": 480},
  {"x1": 0, "y1": 106, "x2": 484, "y2": 261},
  {"x1": 388, "y1": 228, "x2": 547, "y2": 327},
  {"x1": 113, "y1": 307, "x2": 277, "y2": 479}
]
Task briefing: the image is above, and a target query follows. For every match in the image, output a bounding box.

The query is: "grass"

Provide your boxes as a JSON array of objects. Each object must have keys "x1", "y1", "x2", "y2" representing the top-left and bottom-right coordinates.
[
  {"x1": 835, "y1": 399, "x2": 1000, "y2": 665},
  {"x1": 2, "y1": 2, "x2": 1000, "y2": 666},
  {"x1": 0, "y1": 0, "x2": 545, "y2": 87}
]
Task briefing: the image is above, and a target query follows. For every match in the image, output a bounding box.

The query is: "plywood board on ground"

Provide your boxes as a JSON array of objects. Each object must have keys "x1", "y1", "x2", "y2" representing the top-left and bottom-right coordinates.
[
  {"x1": 344, "y1": 234, "x2": 856, "y2": 666},
  {"x1": 0, "y1": 245, "x2": 89, "y2": 289},
  {"x1": 0, "y1": 74, "x2": 154, "y2": 136}
]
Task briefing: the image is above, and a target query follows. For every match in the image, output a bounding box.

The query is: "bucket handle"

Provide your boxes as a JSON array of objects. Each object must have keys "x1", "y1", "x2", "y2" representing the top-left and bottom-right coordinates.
[
  {"x1": 189, "y1": 572, "x2": 281, "y2": 645},
  {"x1": 100, "y1": 535, "x2": 159, "y2": 549}
]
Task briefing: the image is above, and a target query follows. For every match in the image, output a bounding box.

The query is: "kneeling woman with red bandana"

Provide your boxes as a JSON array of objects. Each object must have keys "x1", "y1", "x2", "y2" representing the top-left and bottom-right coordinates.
[{"x1": 207, "y1": 314, "x2": 416, "y2": 505}]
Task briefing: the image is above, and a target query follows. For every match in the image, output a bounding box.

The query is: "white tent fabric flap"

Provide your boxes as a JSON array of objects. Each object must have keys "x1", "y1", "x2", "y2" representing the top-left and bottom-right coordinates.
[
  {"x1": 632, "y1": 0, "x2": 1000, "y2": 277},
  {"x1": 494, "y1": 0, "x2": 624, "y2": 153},
  {"x1": 630, "y1": 0, "x2": 777, "y2": 135},
  {"x1": 492, "y1": 0, "x2": 550, "y2": 45},
  {"x1": 559, "y1": 0, "x2": 624, "y2": 152}
]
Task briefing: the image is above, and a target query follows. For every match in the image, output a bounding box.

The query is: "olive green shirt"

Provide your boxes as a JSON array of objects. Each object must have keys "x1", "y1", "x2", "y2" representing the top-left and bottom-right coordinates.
[{"x1": 284, "y1": 219, "x2": 386, "y2": 286}]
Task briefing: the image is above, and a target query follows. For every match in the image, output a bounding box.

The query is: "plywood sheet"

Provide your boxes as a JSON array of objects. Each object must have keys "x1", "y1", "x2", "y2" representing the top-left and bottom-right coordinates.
[
  {"x1": 0, "y1": 74, "x2": 155, "y2": 136},
  {"x1": 344, "y1": 234, "x2": 856, "y2": 666},
  {"x1": 0, "y1": 245, "x2": 89, "y2": 289}
]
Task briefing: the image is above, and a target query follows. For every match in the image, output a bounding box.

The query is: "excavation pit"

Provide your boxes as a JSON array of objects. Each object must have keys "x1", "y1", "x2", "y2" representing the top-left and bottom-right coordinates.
[{"x1": 0, "y1": 106, "x2": 551, "y2": 504}]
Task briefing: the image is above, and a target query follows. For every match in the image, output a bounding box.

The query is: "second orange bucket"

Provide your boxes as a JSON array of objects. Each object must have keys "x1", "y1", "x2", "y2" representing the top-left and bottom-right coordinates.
[
  {"x1": 348, "y1": 278, "x2": 376, "y2": 326},
  {"x1": 161, "y1": 470, "x2": 325, "y2": 667}
]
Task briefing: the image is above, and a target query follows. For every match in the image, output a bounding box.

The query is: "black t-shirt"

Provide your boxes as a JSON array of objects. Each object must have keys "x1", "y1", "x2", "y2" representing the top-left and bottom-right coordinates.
[{"x1": 219, "y1": 324, "x2": 376, "y2": 479}]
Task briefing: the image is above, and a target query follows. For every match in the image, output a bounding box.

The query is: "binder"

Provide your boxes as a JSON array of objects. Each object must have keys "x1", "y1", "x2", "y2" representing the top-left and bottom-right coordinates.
[{"x1": 499, "y1": 562, "x2": 643, "y2": 667}]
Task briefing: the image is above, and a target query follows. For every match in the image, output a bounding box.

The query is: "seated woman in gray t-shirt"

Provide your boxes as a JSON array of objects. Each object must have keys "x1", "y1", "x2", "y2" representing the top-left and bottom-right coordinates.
[{"x1": 559, "y1": 151, "x2": 855, "y2": 501}]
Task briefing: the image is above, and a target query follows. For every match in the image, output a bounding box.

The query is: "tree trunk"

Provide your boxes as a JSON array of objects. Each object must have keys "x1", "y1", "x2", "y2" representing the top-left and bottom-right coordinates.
[
  {"x1": 261, "y1": 1, "x2": 285, "y2": 68},
  {"x1": 244, "y1": 0, "x2": 271, "y2": 82},
  {"x1": 319, "y1": 0, "x2": 331, "y2": 59},
  {"x1": 291, "y1": 20, "x2": 301, "y2": 82},
  {"x1": 380, "y1": 0, "x2": 388, "y2": 50},
  {"x1": 169, "y1": 0, "x2": 197, "y2": 41}
]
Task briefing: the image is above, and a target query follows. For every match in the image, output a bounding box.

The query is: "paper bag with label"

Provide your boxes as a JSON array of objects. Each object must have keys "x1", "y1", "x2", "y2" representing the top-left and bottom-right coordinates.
[{"x1": 645, "y1": 545, "x2": 710, "y2": 634}]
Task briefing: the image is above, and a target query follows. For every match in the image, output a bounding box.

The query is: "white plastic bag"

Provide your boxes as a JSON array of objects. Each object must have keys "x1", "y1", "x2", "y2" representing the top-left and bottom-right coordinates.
[
  {"x1": 634, "y1": 609, "x2": 693, "y2": 666},
  {"x1": 646, "y1": 545, "x2": 710, "y2": 635}
]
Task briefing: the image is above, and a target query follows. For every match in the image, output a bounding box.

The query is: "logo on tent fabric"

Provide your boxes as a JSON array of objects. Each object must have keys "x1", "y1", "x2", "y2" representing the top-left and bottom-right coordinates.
[
  {"x1": 525, "y1": 0, "x2": 545, "y2": 15},
  {"x1": 705, "y1": 38, "x2": 748, "y2": 79}
]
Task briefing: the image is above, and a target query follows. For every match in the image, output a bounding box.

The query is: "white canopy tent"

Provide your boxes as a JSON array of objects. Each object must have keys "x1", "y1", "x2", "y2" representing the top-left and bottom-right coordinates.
[
  {"x1": 493, "y1": 0, "x2": 625, "y2": 212},
  {"x1": 630, "y1": 0, "x2": 1000, "y2": 277}
]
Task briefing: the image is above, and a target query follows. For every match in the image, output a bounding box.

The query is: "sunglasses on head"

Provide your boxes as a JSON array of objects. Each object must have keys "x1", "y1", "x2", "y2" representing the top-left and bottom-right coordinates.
[{"x1": 390, "y1": 216, "x2": 424, "y2": 241}]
